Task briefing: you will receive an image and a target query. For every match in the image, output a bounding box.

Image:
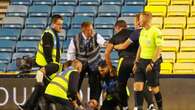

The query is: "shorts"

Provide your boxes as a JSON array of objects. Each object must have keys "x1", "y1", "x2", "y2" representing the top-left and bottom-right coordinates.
[{"x1": 134, "y1": 57, "x2": 162, "y2": 87}]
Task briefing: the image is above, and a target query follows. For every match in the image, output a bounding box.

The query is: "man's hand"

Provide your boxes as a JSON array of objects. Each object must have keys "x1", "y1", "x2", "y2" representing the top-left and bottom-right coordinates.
[
  {"x1": 87, "y1": 99, "x2": 98, "y2": 109},
  {"x1": 146, "y1": 63, "x2": 153, "y2": 73}
]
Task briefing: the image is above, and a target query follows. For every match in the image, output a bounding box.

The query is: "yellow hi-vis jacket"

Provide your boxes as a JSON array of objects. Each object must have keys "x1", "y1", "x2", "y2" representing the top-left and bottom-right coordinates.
[
  {"x1": 35, "y1": 27, "x2": 61, "y2": 67},
  {"x1": 45, "y1": 68, "x2": 77, "y2": 100}
]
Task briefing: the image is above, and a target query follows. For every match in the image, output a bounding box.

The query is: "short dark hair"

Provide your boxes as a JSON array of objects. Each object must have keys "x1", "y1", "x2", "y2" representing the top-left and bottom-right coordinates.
[
  {"x1": 81, "y1": 21, "x2": 92, "y2": 28},
  {"x1": 51, "y1": 15, "x2": 63, "y2": 24},
  {"x1": 115, "y1": 20, "x2": 127, "y2": 28},
  {"x1": 98, "y1": 60, "x2": 107, "y2": 68}
]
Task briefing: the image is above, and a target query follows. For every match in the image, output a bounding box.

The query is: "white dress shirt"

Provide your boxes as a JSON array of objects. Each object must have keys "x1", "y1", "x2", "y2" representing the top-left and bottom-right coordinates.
[{"x1": 67, "y1": 33, "x2": 106, "y2": 60}]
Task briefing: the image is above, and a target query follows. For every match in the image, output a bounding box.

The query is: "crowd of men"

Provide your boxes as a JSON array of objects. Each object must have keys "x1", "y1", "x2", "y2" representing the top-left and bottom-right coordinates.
[{"x1": 17, "y1": 11, "x2": 163, "y2": 110}]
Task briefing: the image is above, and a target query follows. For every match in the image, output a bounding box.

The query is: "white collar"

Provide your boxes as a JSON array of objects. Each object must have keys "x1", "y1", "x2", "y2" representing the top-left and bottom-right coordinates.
[{"x1": 82, "y1": 32, "x2": 88, "y2": 40}]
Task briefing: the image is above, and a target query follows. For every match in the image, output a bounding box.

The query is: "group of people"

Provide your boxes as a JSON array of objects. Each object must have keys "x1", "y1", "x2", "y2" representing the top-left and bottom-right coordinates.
[{"x1": 17, "y1": 11, "x2": 163, "y2": 110}]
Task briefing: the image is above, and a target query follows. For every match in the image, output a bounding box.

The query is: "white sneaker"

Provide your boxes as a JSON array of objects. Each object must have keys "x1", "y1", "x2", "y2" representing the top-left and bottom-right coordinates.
[{"x1": 147, "y1": 104, "x2": 156, "y2": 110}]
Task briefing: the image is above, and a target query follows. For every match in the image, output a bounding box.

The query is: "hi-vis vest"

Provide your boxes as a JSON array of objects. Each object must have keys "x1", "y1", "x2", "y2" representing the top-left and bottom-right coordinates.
[
  {"x1": 45, "y1": 67, "x2": 77, "y2": 100},
  {"x1": 73, "y1": 32, "x2": 101, "y2": 64},
  {"x1": 35, "y1": 27, "x2": 61, "y2": 67}
]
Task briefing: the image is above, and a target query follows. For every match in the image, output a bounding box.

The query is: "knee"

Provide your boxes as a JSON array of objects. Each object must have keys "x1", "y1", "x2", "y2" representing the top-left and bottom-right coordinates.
[
  {"x1": 151, "y1": 86, "x2": 160, "y2": 94},
  {"x1": 134, "y1": 82, "x2": 144, "y2": 91}
]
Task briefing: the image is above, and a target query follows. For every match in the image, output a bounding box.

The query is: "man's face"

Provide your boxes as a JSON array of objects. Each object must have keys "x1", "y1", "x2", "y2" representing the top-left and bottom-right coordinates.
[
  {"x1": 82, "y1": 25, "x2": 94, "y2": 38},
  {"x1": 98, "y1": 66, "x2": 109, "y2": 77},
  {"x1": 139, "y1": 15, "x2": 152, "y2": 27},
  {"x1": 53, "y1": 19, "x2": 63, "y2": 32}
]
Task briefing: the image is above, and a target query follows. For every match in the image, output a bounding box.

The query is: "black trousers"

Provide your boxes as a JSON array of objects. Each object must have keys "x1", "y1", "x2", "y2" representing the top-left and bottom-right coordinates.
[
  {"x1": 45, "y1": 94, "x2": 74, "y2": 110},
  {"x1": 78, "y1": 63, "x2": 102, "y2": 101},
  {"x1": 23, "y1": 63, "x2": 59, "y2": 110},
  {"x1": 100, "y1": 98, "x2": 119, "y2": 110},
  {"x1": 117, "y1": 56, "x2": 134, "y2": 107}
]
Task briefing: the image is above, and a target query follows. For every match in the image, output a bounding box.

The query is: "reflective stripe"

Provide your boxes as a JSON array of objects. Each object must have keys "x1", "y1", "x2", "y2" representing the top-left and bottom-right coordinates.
[
  {"x1": 74, "y1": 33, "x2": 100, "y2": 64},
  {"x1": 50, "y1": 81, "x2": 68, "y2": 93},
  {"x1": 77, "y1": 52, "x2": 101, "y2": 64},
  {"x1": 37, "y1": 48, "x2": 57, "y2": 58},
  {"x1": 117, "y1": 58, "x2": 124, "y2": 76},
  {"x1": 126, "y1": 86, "x2": 130, "y2": 96}
]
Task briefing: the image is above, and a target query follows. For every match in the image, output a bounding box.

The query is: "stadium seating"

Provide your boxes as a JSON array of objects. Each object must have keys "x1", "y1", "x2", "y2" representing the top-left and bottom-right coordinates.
[
  {"x1": 161, "y1": 52, "x2": 175, "y2": 63},
  {"x1": 96, "y1": 29, "x2": 113, "y2": 39},
  {"x1": 110, "y1": 51, "x2": 118, "y2": 61},
  {"x1": 173, "y1": 63, "x2": 195, "y2": 74},
  {"x1": 75, "y1": 6, "x2": 97, "y2": 17},
  {"x1": 0, "y1": 53, "x2": 12, "y2": 64},
  {"x1": 63, "y1": 39, "x2": 71, "y2": 52},
  {"x1": 177, "y1": 52, "x2": 195, "y2": 63},
  {"x1": 52, "y1": 6, "x2": 75, "y2": 17},
  {"x1": 0, "y1": 63, "x2": 7, "y2": 72},
  {"x1": 180, "y1": 40, "x2": 195, "y2": 52},
  {"x1": 0, "y1": 29, "x2": 21, "y2": 40},
  {"x1": 12, "y1": 52, "x2": 34, "y2": 61},
  {"x1": 56, "y1": 0, "x2": 78, "y2": 6},
  {"x1": 184, "y1": 29, "x2": 195, "y2": 40},
  {"x1": 162, "y1": 40, "x2": 180, "y2": 52},
  {"x1": 6, "y1": 61, "x2": 17, "y2": 72},
  {"x1": 0, "y1": 40, "x2": 16, "y2": 53},
  {"x1": 66, "y1": 29, "x2": 80, "y2": 39},
  {"x1": 147, "y1": 0, "x2": 170, "y2": 5},
  {"x1": 160, "y1": 62, "x2": 173, "y2": 74},
  {"x1": 16, "y1": 41, "x2": 38, "y2": 52},
  {"x1": 144, "y1": 6, "x2": 167, "y2": 17},
  {"x1": 21, "y1": 29, "x2": 42, "y2": 41},
  {"x1": 161, "y1": 29, "x2": 183, "y2": 40},
  {"x1": 164, "y1": 17, "x2": 186, "y2": 29},
  {"x1": 71, "y1": 16, "x2": 93, "y2": 28},
  {"x1": 79, "y1": 0, "x2": 100, "y2": 6},
  {"x1": 10, "y1": 0, "x2": 32, "y2": 5},
  {"x1": 25, "y1": 17, "x2": 48, "y2": 29},
  {"x1": 118, "y1": 17, "x2": 134, "y2": 28},
  {"x1": 61, "y1": 53, "x2": 67, "y2": 63},
  {"x1": 33, "y1": 0, "x2": 55, "y2": 5},
  {"x1": 152, "y1": 17, "x2": 163, "y2": 29},
  {"x1": 95, "y1": 17, "x2": 116, "y2": 29},
  {"x1": 167, "y1": 5, "x2": 189, "y2": 17},
  {"x1": 98, "y1": 5, "x2": 120, "y2": 17},
  {"x1": 125, "y1": 0, "x2": 146, "y2": 5},
  {"x1": 191, "y1": 6, "x2": 195, "y2": 17},
  {"x1": 0, "y1": 0, "x2": 194, "y2": 74},
  {"x1": 171, "y1": 0, "x2": 193, "y2": 5},
  {"x1": 187, "y1": 17, "x2": 195, "y2": 28},
  {"x1": 2, "y1": 17, "x2": 24, "y2": 29},
  {"x1": 59, "y1": 29, "x2": 66, "y2": 41},
  {"x1": 102, "y1": 0, "x2": 123, "y2": 5},
  {"x1": 6, "y1": 5, "x2": 28, "y2": 17},
  {"x1": 29, "y1": 5, "x2": 51, "y2": 17},
  {"x1": 121, "y1": 6, "x2": 144, "y2": 16}
]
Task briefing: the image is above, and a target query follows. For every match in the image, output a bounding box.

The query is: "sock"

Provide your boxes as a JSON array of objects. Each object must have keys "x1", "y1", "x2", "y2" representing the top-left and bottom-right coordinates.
[
  {"x1": 134, "y1": 91, "x2": 144, "y2": 109},
  {"x1": 143, "y1": 87, "x2": 154, "y2": 106},
  {"x1": 154, "y1": 92, "x2": 162, "y2": 109}
]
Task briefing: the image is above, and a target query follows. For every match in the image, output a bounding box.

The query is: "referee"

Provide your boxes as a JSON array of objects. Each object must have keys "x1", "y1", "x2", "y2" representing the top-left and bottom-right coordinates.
[{"x1": 133, "y1": 12, "x2": 163, "y2": 110}]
